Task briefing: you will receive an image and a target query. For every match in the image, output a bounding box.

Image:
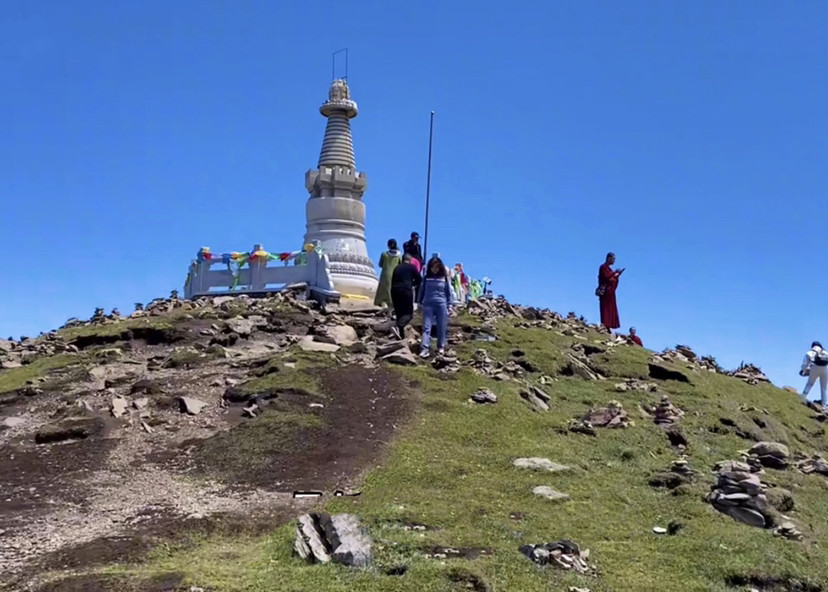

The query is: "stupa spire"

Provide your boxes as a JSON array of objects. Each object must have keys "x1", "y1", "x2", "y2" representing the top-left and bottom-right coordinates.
[
  {"x1": 317, "y1": 79, "x2": 358, "y2": 169},
  {"x1": 303, "y1": 78, "x2": 378, "y2": 299}
]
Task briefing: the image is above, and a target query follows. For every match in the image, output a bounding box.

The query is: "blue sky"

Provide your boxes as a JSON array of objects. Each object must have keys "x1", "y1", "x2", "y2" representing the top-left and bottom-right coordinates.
[{"x1": 1, "y1": 1, "x2": 826, "y2": 393}]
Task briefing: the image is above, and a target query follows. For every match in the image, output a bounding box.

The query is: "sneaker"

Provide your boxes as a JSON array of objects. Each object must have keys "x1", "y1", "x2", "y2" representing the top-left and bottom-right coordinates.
[
  {"x1": 419, "y1": 350, "x2": 430, "y2": 359},
  {"x1": 391, "y1": 326, "x2": 402, "y2": 340},
  {"x1": 437, "y1": 348, "x2": 445, "y2": 356}
]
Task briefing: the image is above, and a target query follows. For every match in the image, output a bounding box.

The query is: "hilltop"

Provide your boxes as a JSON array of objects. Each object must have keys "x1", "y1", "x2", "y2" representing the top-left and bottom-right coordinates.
[{"x1": 1, "y1": 292, "x2": 828, "y2": 592}]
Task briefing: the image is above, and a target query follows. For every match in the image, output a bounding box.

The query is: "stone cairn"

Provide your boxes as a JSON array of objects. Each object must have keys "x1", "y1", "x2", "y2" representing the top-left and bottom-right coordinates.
[
  {"x1": 651, "y1": 395, "x2": 684, "y2": 425},
  {"x1": 651, "y1": 345, "x2": 770, "y2": 386},
  {"x1": 568, "y1": 400, "x2": 631, "y2": 435},
  {"x1": 648, "y1": 458, "x2": 699, "y2": 491},
  {"x1": 519, "y1": 540, "x2": 591, "y2": 573},
  {"x1": 706, "y1": 449, "x2": 803, "y2": 540}
]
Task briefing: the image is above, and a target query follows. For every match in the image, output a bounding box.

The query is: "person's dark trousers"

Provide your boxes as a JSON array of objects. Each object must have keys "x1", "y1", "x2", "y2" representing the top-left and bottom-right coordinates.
[{"x1": 391, "y1": 286, "x2": 414, "y2": 334}]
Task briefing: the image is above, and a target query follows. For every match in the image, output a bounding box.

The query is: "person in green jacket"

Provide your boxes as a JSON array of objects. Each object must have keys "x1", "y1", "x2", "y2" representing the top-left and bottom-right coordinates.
[{"x1": 374, "y1": 239, "x2": 402, "y2": 310}]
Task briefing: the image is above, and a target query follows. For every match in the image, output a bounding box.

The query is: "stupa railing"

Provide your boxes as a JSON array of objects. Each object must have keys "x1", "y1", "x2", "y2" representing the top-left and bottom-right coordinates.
[{"x1": 184, "y1": 242, "x2": 339, "y2": 301}]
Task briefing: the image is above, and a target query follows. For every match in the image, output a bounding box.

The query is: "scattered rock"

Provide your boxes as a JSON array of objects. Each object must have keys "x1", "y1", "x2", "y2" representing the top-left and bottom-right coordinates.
[
  {"x1": 226, "y1": 317, "x2": 254, "y2": 338},
  {"x1": 797, "y1": 455, "x2": 828, "y2": 477},
  {"x1": 519, "y1": 540, "x2": 591, "y2": 573},
  {"x1": 615, "y1": 379, "x2": 658, "y2": 393},
  {"x1": 519, "y1": 386, "x2": 551, "y2": 412},
  {"x1": 1, "y1": 416, "x2": 26, "y2": 429},
  {"x1": 469, "y1": 388, "x2": 497, "y2": 404},
  {"x1": 513, "y1": 458, "x2": 571, "y2": 473},
  {"x1": 178, "y1": 396, "x2": 209, "y2": 415},
  {"x1": 110, "y1": 396, "x2": 129, "y2": 418},
  {"x1": 532, "y1": 486, "x2": 570, "y2": 501},
  {"x1": 297, "y1": 335, "x2": 340, "y2": 353},
  {"x1": 34, "y1": 417, "x2": 104, "y2": 444},
  {"x1": 562, "y1": 354, "x2": 603, "y2": 381},
  {"x1": 382, "y1": 349, "x2": 419, "y2": 366},
  {"x1": 773, "y1": 521, "x2": 804, "y2": 541},
  {"x1": 579, "y1": 400, "x2": 630, "y2": 429}
]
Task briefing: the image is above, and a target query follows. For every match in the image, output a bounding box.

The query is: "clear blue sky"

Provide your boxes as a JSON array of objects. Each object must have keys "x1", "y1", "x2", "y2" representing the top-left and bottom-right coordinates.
[{"x1": 2, "y1": 1, "x2": 826, "y2": 393}]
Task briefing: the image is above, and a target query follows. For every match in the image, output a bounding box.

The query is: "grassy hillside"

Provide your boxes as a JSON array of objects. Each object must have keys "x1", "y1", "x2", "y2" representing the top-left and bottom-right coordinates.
[{"x1": 2, "y1": 300, "x2": 827, "y2": 592}]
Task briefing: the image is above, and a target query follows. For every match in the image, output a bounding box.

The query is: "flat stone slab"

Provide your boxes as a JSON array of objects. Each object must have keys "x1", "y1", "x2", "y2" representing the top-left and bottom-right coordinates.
[
  {"x1": 298, "y1": 335, "x2": 340, "y2": 353},
  {"x1": 513, "y1": 458, "x2": 572, "y2": 472},
  {"x1": 532, "y1": 486, "x2": 570, "y2": 501},
  {"x1": 178, "y1": 396, "x2": 208, "y2": 415}
]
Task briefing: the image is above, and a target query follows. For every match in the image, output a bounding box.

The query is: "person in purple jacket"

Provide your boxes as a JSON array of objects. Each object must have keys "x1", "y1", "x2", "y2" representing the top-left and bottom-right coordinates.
[{"x1": 417, "y1": 256, "x2": 454, "y2": 358}]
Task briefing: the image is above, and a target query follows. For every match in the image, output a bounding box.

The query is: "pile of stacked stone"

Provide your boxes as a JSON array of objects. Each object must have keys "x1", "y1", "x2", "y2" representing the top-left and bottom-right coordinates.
[
  {"x1": 569, "y1": 401, "x2": 631, "y2": 435},
  {"x1": 726, "y1": 362, "x2": 771, "y2": 385},
  {"x1": 294, "y1": 512, "x2": 373, "y2": 567},
  {"x1": 706, "y1": 460, "x2": 775, "y2": 528},
  {"x1": 651, "y1": 395, "x2": 684, "y2": 425},
  {"x1": 467, "y1": 349, "x2": 525, "y2": 381},
  {"x1": 796, "y1": 455, "x2": 828, "y2": 477},
  {"x1": 615, "y1": 379, "x2": 658, "y2": 393},
  {"x1": 0, "y1": 334, "x2": 78, "y2": 370},
  {"x1": 519, "y1": 540, "x2": 591, "y2": 573},
  {"x1": 651, "y1": 346, "x2": 719, "y2": 373},
  {"x1": 649, "y1": 458, "x2": 699, "y2": 491}
]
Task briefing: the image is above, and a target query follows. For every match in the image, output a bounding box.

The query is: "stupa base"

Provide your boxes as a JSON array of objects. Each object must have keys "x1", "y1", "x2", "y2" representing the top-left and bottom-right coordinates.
[{"x1": 329, "y1": 273, "x2": 378, "y2": 301}]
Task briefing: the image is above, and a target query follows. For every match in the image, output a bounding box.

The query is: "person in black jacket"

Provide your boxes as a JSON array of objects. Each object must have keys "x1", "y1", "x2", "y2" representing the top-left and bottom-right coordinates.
[
  {"x1": 390, "y1": 254, "x2": 422, "y2": 339},
  {"x1": 402, "y1": 232, "x2": 425, "y2": 270}
]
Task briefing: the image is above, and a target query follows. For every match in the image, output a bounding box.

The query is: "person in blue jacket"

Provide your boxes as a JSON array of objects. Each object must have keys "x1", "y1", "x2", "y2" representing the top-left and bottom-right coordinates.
[{"x1": 417, "y1": 256, "x2": 454, "y2": 358}]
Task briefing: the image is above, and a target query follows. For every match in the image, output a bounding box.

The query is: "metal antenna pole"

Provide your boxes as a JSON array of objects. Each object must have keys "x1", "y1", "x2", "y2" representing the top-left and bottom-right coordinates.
[
  {"x1": 423, "y1": 111, "x2": 435, "y2": 262},
  {"x1": 332, "y1": 48, "x2": 348, "y2": 81}
]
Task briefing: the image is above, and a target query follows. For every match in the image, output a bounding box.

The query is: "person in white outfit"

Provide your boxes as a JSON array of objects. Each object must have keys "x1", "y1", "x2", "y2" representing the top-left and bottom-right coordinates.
[{"x1": 800, "y1": 341, "x2": 828, "y2": 405}]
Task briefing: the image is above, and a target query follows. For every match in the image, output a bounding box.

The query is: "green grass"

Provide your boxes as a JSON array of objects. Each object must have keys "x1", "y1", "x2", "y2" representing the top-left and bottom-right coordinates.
[
  {"x1": 27, "y1": 315, "x2": 828, "y2": 591},
  {"x1": 0, "y1": 354, "x2": 81, "y2": 393}
]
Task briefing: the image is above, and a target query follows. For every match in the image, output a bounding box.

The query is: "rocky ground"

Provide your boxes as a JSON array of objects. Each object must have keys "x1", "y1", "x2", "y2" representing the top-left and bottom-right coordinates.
[
  {"x1": 1, "y1": 292, "x2": 825, "y2": 592},
  {"x1": 0, "y1": 293, "x2": 423, "y2": 589}
]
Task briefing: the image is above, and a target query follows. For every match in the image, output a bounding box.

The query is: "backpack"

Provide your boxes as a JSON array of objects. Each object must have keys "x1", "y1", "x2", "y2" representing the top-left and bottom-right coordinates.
[{"x1": 814, "y1": 349, "x2": 828, "y2": 367}]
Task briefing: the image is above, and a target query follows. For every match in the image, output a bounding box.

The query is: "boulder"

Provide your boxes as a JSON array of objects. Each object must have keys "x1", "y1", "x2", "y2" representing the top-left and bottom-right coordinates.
[
  {"x1": 749, "y1": 441, "x2": 790, "y2": 461},
  {"x1": 294, "y1": 514, "x2": 332, "y2": 564},
  {"x1": 318, "y1": 513, "x2": 373, "y2": 567}
]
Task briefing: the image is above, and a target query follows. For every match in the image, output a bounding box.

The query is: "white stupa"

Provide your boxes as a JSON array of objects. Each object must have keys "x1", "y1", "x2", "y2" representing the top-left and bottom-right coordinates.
[{"x1": 303, "y1": 78, "x2": 378, "y2": 300}]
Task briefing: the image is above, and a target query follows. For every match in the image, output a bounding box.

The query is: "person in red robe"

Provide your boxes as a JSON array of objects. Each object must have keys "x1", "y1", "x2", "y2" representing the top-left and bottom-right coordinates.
[
  {"x1": 597, "y1": 252, "x2": 624, "y2": 332},
  {"x1": 627, "y1": 327, "x2": 643, "y2": 347}
]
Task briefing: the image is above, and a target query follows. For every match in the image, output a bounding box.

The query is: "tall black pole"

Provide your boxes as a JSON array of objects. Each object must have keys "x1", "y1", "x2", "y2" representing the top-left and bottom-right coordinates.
[{"x1": 423, "y1": 111, "x2": 435, "y2": 263}]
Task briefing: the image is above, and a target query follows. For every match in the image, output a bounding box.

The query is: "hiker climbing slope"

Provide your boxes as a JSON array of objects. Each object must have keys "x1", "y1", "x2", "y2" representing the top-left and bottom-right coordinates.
[{"x1": 801, "y1": 341, "x2": 828, "y2": 405}]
